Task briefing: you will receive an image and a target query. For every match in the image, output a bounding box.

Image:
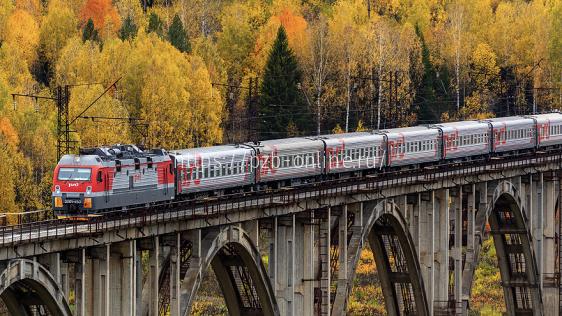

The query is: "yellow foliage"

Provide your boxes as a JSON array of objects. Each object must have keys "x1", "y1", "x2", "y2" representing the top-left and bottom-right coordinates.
[
  {"x1": 15, "y1": 0, "x2": 41, "y2": 18},
  {"x1": 69, "y1": 86, "x2": 131, "y2": 148},
  {"x1": 332, "y1": 124, "x2": 344, "y2": 134},
  {"x1": 0, "y1": 0, "x2": 14, "y2": 42},
  {"x1": 4, "y1": 9, "x2": 39, "y2": 65},
  {"x1": 356, "y1": 120, "x2": 368, "y2": 132},
  {"x1": 40, "y1": 1, "x2": 78, "y2": 65},
  {"x1": 471, "y1": 42, "x2": 499, "y2": 90}
]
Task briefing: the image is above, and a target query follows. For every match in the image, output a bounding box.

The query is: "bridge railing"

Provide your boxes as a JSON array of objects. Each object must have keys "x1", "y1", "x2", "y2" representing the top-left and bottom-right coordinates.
[{"x1": 0, "y1": 150, "x2": 560, "y2": 247}]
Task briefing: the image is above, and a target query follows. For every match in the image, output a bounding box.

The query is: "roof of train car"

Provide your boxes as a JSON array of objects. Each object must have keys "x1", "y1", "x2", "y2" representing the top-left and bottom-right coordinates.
[
  {"x1": 315, "y1": 132, "x2": 385, "y2": 145},
  {"x1": 378, "y1": 126, "x2": 437, "y2": 135},
  {"x1": 314, "y1": 132, "x2": 372, "y2": 139},
  {"x1": 430, "y1": 120, "x2": 489, "y2": 132},
  {"x1": 250, "y1": 137, "x2": 324, "y2": 152},
  {"x1": 527, "y1": 112, "x2": 562, "y2": 122},
  {"x1": 481, "y1": 116, "x2": 534, "y2": 123},
  {"x1": 170, "y1": 144, "x2": 253, "y2": 158}
]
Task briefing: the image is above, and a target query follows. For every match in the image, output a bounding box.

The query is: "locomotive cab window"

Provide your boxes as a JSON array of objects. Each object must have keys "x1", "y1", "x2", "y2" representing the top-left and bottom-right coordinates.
[
  {"x1": 97, "y1": 170, "x2": 103, "y2": 182},
  {"x1": 58, "y1": 168, "x2": 92, "y2": 181}
]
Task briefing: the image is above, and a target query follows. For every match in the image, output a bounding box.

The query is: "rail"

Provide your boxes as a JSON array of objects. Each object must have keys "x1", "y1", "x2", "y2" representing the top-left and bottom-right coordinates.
[{"x1": 0, "y1": 150, "x2": 560, "y2": 248}]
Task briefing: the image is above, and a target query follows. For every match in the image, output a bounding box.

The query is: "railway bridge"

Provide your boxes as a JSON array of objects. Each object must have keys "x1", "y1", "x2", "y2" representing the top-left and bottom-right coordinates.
[{"x1": 0, "y1": 151, "x2": 561, "y2": 316}]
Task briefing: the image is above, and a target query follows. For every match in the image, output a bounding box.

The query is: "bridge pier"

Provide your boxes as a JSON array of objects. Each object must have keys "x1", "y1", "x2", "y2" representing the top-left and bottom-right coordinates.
[
  {"x1": 434, "y1": 189, "x2": 451, "y2": 313},
  {"x1": 542, "y1": 173, "x2": 559, "y2": 315},
  {"x1": 418, "y1": 191, "x2": 435, "y2": 315}
]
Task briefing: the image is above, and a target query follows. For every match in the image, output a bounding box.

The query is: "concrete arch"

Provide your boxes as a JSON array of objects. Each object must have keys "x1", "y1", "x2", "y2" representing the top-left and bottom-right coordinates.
[
  {"x1": 465, "y1": 181, "x2": 543, "y2": 315},
  {"x1": 0, "y1": 259, "x2": 71, "y2": 316},
  {"x1": 343, "y1": 200, "x2": 429, "y2": 316},
  {"x1": 180, "y1": 226, "x2": 279, "y2": 316}
]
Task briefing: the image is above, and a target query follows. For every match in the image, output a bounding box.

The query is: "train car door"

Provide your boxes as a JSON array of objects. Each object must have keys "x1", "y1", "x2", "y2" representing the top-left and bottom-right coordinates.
[
  {"x1": 104, "y1": 172, "x2": 109, "y2": 203},
  {"x1": 164, "y1": 163, "x2": 169, "y2": 195}
]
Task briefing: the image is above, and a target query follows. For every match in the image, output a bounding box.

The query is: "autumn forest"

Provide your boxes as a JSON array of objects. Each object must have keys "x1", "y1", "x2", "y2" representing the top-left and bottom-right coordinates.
[{"x1": 0, "y1": 0, "x2": 560, "y2": 251}]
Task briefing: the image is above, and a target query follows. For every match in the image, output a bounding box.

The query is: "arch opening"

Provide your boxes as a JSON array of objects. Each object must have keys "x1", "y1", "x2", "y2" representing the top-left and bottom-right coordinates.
[
  {"x1": 181, "y1": 227, "x2": 278, "y2": 316},
  {"x1": 466, "y1": 183, "x2": 544, "y2": 316},
  {"x1": 368, "y1": 214, "x2": 426, "y2": 315},
  {"x1": 346, "y1": 201, "x2": 429, "y2": 316},
  {"x1": 0, "y1": 259, "x2": 71, "y2": 316}
]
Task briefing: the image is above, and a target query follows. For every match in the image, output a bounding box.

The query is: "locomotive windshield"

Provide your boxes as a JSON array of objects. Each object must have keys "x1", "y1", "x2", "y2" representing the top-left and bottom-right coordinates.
[{"x1": 57, "y1": 168, "x2": 92, "y2": 181}]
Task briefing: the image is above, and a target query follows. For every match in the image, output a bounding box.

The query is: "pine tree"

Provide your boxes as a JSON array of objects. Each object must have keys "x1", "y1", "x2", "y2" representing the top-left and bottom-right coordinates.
[
  {"x1": 119, "y1": 15, "x2": 138, "y2": 41},
  {"x1": 168, "y1": 14, "x2": 190, "y2": 53},
  {"x1": 414, "y1": 26, "x2": 438, "y2": 123},
  {"x1": 82, "y1": 18, "x2": 99, "y2": 43},
  {"x1": 259, "y1": 26, "x2": 310, "y2": 140},
  {"x1": 147, "y1": 12, "x2": 163, "y2": 37}
]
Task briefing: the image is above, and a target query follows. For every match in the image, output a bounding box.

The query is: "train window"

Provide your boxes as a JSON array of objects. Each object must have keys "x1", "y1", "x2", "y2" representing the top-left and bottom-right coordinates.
[
  {"x1": 210, "y1": 166, "x2": 215, "y2": 177},
  {"x1": 97, "y1": 170, "x2": 103, "y2": 182},
  {"x1": 204, "y1": 167, "x2": 209, "y2": 178},
  {"x1": 134, "y1": 158, "x2": 140, "y2": 170},
  {"x1": 147, "y1": 157, "x2": 153, "y2": 169},
  {"x1": 116, "y1": 160, "x2": 121, "y2": 172}
]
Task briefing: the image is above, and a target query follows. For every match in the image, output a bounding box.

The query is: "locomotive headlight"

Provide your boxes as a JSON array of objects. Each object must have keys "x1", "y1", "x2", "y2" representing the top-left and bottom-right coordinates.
[
  {"x1": 83, "y1": 198, "x2": 92, "y2": 209},
  {"x1": 54, "y1": 197, "x2": 63, "y2": 208},
  {"x1": 55, "y1": 185, "x2": 60, "y2": 194},
  {"x1": 86, "y1": 186, "x2": 92, "y2": 195}
]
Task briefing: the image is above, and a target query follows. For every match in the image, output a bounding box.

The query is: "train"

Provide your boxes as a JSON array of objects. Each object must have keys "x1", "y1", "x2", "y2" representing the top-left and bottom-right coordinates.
[{"x1": 52, "y1": 113, "x2": 562, "y2": 218}]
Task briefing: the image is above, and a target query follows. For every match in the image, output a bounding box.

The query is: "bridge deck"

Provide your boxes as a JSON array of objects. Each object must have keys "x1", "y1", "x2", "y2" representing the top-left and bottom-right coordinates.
[{"x1": 0, "y1": 151, "x2": 560, "y2": 259}]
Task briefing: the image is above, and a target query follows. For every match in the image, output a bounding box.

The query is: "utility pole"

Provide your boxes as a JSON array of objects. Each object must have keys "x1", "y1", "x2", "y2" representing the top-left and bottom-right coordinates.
[{"x1": 12, "y1": 77, "x2": 123, "y2": 161}]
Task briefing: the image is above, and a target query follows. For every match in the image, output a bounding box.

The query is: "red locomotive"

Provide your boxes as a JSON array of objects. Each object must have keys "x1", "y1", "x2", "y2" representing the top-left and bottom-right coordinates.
[{"x1": 52, "y1": 145, "x2": 174, "y2": 218}]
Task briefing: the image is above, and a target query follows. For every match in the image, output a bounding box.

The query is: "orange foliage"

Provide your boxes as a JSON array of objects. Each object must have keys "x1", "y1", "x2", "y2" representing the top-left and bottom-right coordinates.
[
  {"x1": 79, "y1": 0, "x2": 121, "y2": 35},
  {"x1": 0, "y1": 117, "x2": 19, "y2": 148},
  {"x1": 277, "y1": 8, "x2": 307, "y2": 47},
  {"x1": 252, "y1": 7, "x2": 308, "y2": 73}
]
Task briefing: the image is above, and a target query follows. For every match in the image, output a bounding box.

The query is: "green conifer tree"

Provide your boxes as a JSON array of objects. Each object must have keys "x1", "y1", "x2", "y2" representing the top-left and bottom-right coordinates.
[
  {"x1": 259, "y1": 26, "x2": 310, "y2": 139},
  {"x1": 119, "y1": 15, "x2": 138, "y2": 41},
  {"x1": 147, "y1": 12, "x2": 163, "y2": 37},
  {"x1": 168, "y1": 14, "x2": 190, "y2": 53},
  {"x1": 82, "y1": 18, "x2": 99, "y2": 43}
]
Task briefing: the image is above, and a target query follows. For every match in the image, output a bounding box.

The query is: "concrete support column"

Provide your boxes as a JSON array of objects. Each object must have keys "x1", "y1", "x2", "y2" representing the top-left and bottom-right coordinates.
[
  {"x1": 39, "y1": 253, "x2": 61, "y2": 285},
  {"x1": 269, "y1": 217, "x2": 278, "y2": 296},
  {"x1": 338, "y1": 205, "x2": 348, "y2": 291},
  {"x1": 411, "y1": 195, "x2": 421, "y2": 254},
  {"x1": 319, "y1": 207, "x2": 331, "y2": 316},
  {"x1": 542, "y1": 174, "x2": 558, "y2": 314},
  {"x1": 302, "y1": 210, "x2": 316, "y2": 316},
  {"x1": 537, "y1": 173, "x2": 544, "y2": 282},
  {"x1": 112, "y1": 240, "x2": 136, "y2": 316},
  {"x1": 452, "y1": 188, "x2": 463, "y2": 315},
  {"x1": 91, "y1": 245, "x2": 110, "y2": 316},
  {"x1": 180, "y1": 229, "x2": 202, "y2": 315},
  {"x1": 273, "y1": 216, "x2": 294, "y2": 315},
  {"x1": 242, "y1": 219, "x2": 259, "y2": 248},
  {"x1": 418, "y1": 192, "x2": 434, "y2": 315},
  {"x1": 74, "y1": 249, "x2": 88, "y2": 316},
  {"x1": 434, "y1": 189, "x2": 450, "y2": 311},
  {"x1": 293, "y1": 215, "x2": 305, "y2": 314},
  {"x1": 149, "y1": 236, "x2": 160, "y2": 316},
  {"x1": 61, "y1": 261, "x2": 69, "y2": 301},
  {"x1": 461, "y1": 184, "x2": 476, "y2": 310},
  {"x1": 135, "y1": 244, "x2": 143, "y2": 316},
  {"x1": 170, "y1": 233, "x2": 181, "y2": 316}
]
